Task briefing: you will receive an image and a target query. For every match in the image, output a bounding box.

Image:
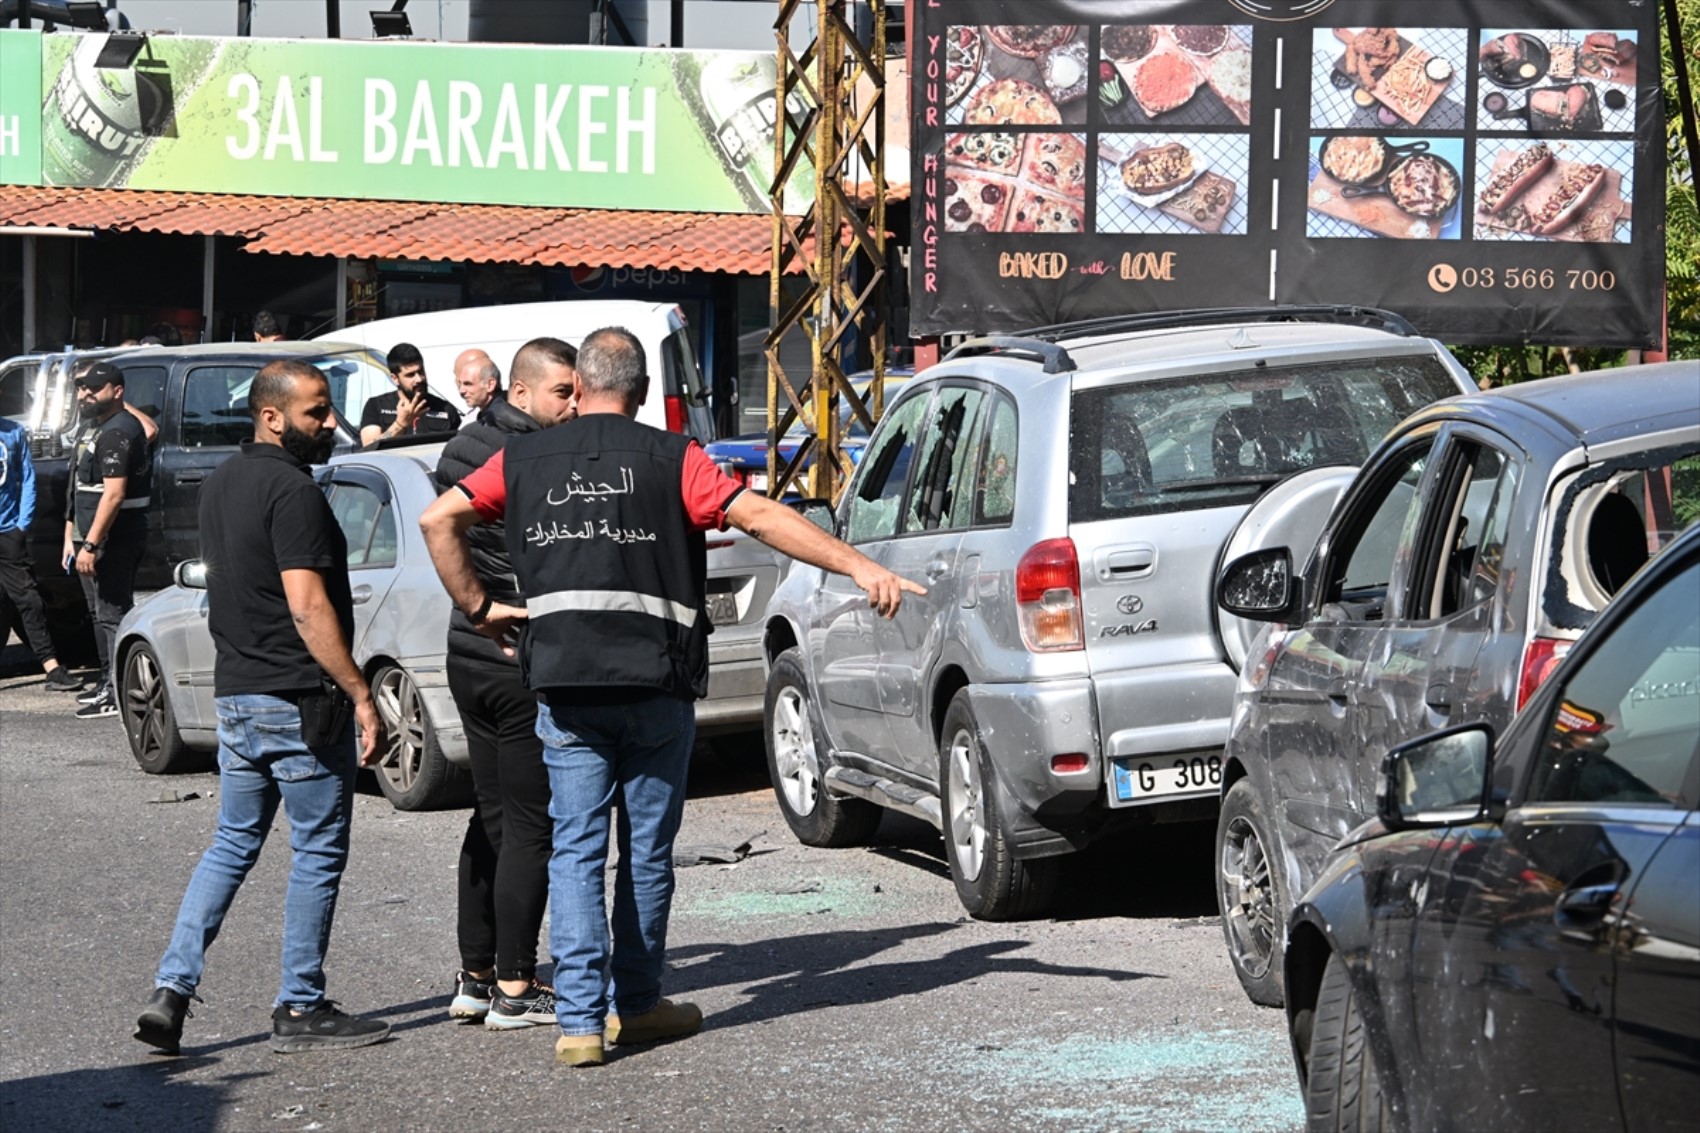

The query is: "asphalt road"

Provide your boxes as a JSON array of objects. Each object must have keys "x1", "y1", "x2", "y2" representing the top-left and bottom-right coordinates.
[{"x1": 0, "y1": 644, "x2": 1304, "y2": 1133}]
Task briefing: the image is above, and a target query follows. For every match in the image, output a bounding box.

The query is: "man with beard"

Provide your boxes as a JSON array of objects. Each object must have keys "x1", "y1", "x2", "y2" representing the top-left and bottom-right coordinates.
[
  {"x1": 62, "y1": 362, "x2": 153, "y2": 719},
  {"x1": 360, "y1": 342, "x2": 461, "y2": 447},
  {"x1": 135, "y1": 360, "x2": 391, "y2": 1056},
  {"x1": 435, "y1": 337, "x2": 577, "y2": 1031}
]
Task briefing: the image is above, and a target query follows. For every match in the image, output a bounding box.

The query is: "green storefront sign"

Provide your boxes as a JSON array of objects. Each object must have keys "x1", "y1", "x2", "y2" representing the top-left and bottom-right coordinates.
[{"x1": 2, "y1": 30, "x2": 810, "y2": 214}]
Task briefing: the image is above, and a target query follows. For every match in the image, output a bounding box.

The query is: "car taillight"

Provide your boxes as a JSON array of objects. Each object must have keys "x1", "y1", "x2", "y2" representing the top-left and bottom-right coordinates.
[
  {"x1": 664, "y1": 394, "x2": 687, "y2": 434},
  {"x1": 1050, "y1": 753, "x2": 1090, "y2": 774},
  {"x1": 1016, "y1": 538, "x2": 1083, "y2": 652},
  {"x1": 1517, "y1": 636, "x2": 1571, "y2": 710}
]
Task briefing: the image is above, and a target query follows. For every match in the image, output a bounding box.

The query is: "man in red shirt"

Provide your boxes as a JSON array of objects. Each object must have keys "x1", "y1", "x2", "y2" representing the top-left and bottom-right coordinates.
[{"x1": 420, "y1": 326, "x2": 921, "y2": 1067}]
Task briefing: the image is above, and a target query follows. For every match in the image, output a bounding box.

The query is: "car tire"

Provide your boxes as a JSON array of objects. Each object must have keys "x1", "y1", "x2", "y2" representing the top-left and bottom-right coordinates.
[
  {"x1": 764, "y1": 647, "x2": 880, "y2": 848},
  {"x1": 1304, "y1": 950, "x2": 1390, "y2": 1133},
  {"x1": 939, "y1": 691, "x2": 1058, "y2": 921},
  {"x1": 372, "y1": 664, "x2": 468, "y2": 811},
  {"x1": 1217, "y1": 778, "x2": 1288, "y2": 1007},
  {"x1": 118, "y1": 643, "x2": 205, "y2": 775}
]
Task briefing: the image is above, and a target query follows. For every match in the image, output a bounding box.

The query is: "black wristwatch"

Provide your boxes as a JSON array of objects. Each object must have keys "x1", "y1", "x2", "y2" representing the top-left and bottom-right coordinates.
[{"x1": 468, "y1": 594, "x2": 494, "y2": 625}]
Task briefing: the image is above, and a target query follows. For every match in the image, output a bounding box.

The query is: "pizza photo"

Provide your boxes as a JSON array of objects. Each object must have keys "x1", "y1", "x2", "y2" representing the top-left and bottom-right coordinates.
[
  {"x1": 948, "y1": 26, "x2": 1090, "y2": 126},
  {"x1": 943, "y1": 132, "x2": 1088, "y2": 234},
  {"x1": 1099, "y1": 24, "x2": 1254, "y2": 129}
]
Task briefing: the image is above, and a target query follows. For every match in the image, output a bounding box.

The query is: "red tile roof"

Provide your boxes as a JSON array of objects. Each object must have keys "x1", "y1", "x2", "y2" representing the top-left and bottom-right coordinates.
[{"x1": 0, "y1": 185, "x2": 830, "y2": 274}]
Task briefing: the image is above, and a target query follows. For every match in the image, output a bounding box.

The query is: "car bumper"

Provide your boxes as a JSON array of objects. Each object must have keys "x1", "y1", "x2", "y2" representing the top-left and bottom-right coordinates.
[
  {"x1": 966, "y1": 679, "x2": 1107, "y2": 857},
  {"x1": 697, "y1": 634, "x2": 765, "y2": 734}
]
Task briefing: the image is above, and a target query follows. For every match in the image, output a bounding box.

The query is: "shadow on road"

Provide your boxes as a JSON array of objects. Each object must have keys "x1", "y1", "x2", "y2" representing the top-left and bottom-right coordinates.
[
  {"x1": 666, "y1": 921, "x2": 1160, "y2": 1033},
  {"x1": 0, "y1": 1059, "x2": 260, "y2": 1133}
]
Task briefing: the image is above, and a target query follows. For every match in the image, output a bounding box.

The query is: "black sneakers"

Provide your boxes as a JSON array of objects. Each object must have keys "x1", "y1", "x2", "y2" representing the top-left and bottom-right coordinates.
[
  {"x1": 449, "y1": 970, "x2": 496, "y2": 1021},
  {"x1": 270, "y1": 1002, "x2": 391, "y2": 1053},
  {"x1": 134, "y1": 988, "x2": 192, "y2": 1054},
  {"x1": 75, "y1": 685, "x2": 117, "y2": 719},
  {"x1": 77, "y1": 681, "x2": 110, "y2": 705},
  {"x1": 484, "y1": 984, "x2": 558, "y2": 1030},
  {"x1": 44, "y1": 667, "x2": 84, "y2": 692}
]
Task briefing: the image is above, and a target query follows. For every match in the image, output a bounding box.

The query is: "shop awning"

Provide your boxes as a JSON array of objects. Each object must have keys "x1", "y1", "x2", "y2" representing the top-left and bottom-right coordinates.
[{"x1": 0, "y1": 185, "x2": 842, "y2": 274}]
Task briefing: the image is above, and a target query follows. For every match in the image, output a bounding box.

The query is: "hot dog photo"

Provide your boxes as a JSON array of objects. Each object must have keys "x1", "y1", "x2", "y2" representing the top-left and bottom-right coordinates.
[
  {"x1": 1477, "y1": 28, "x2": 1638, "y2": 134},
  {"x1": 1311, "y1": 27, "x2": 1467, "y2": 131},
  {"x1": 1307, "y1": 135, "x2": 1465, "y2": 240},
  {"x1": 1096, "y1": 132, "x2": 1249, "y2": 236},
  {"x1": 1473, "y1": 138, "x2": 1633, "y2": 243}
]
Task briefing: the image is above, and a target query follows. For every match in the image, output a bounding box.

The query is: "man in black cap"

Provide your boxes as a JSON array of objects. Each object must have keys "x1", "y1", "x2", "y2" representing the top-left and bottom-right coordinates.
[{"x1": 61, "y1": 361, "x2": 152, "y2": 719}]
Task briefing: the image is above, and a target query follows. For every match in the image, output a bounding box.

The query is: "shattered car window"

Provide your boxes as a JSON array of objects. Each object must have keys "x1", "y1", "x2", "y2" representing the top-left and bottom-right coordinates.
[{"x1": 1068, "y1": 357, "x2": 1458, "y2": 521}]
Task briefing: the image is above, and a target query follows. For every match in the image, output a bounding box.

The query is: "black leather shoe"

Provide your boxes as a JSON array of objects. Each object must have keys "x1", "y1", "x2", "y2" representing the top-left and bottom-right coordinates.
[{"x1": 135, "y1": 988, "x2": 190, "y2": 1053}]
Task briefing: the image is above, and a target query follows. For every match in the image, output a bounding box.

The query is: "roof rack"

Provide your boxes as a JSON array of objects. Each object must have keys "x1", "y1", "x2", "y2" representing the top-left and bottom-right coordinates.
[
  {"x1": 1015, "y1": 305, "x2": 1419, "y2": 343},
  {"x1": 943, "y1": 336, "x2": 1078, "y2": 373}
]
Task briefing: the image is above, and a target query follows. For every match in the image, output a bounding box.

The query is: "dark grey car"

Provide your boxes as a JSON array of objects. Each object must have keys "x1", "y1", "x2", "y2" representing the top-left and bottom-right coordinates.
[{"x1": 1213, "y1": 360, "x2": 1700, "y2": 1007}]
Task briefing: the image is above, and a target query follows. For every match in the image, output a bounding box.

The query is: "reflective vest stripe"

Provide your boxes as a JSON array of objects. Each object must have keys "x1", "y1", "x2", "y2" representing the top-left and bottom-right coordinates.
[
  {"x1": 527, "y1": 589, "x2": 697, "y2": 629},
  {"x1": 76, "y1": 482, "x2": 150, "y2": 509}
]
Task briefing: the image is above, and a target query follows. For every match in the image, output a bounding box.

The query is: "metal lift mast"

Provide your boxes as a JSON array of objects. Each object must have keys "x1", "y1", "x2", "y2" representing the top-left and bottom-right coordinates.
[{"x1": 767, "y1": 0, "x2": 888, "y2": 502}]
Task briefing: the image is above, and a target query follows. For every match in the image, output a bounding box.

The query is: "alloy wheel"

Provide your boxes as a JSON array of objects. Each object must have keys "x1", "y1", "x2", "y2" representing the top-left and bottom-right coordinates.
[
  {"x1": 1221, "y1": 814, "x2": 1277, "y2": 977},
  {"x1": 374, "y1": 668, "x2": 426, "y2": 796},
  {"x1": 770, "y1": 683, "x2": 819, "y2": 816},
  {"x1": 121, "y1": 649, "x2": 166, "y2": 762},
  {"x1": 946, "y1": 726, "x2": 987, "y2": 882}
]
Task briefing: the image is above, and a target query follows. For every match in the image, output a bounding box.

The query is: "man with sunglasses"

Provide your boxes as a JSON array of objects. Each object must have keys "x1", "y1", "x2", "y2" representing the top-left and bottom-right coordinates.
[{"x1": 62, "y1": 362, "x2": 153, "y2": 719}]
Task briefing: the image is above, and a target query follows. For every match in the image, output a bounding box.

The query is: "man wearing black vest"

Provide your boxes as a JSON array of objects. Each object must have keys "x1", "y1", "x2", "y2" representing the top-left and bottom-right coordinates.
[
  {"x1": 420, "y1": 326, "x2": 923, "y2": 1068},
  {"x1": 433, "y1": 337, "x2": 579, "y2": 1031},
  {"x1": 61, "y1": 362, "x2": 152, "y2": 719}
]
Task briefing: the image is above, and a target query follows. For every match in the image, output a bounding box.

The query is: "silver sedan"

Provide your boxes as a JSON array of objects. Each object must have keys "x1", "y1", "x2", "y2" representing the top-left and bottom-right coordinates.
[{"x1": 113, "y1": 444, "x2": 775, "y2": 809}]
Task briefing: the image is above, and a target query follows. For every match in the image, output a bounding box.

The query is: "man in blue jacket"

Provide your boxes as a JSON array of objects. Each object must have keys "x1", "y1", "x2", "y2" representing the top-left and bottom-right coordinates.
[{"x1": 0, "y1": 415, "x2": 83, "y2": 691}]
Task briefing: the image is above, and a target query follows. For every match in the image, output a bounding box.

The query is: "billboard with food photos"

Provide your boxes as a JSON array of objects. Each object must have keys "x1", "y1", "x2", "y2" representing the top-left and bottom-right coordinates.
[
  {"x1": 0, "y1": 31, "x2": 812, "y2": 214},
  {"x1": 912, "y1": 1, "x2": 1666, "y2": 348}
]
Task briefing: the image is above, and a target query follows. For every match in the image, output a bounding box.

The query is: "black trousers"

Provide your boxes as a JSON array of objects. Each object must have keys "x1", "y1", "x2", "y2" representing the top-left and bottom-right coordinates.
[
  {"x1": 78, "y1": 513, "x2": 145, "y2": 685},
  {"x1": 0, "y1": 527, "x2": 57, "y2": 665},
  {"x1": 447, "y1": 651, "x2": 551, "y2": 982}
]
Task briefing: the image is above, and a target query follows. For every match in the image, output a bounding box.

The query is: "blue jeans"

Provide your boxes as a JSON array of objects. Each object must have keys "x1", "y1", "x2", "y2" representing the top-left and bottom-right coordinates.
[
  {"x1": 537, "y1": 695, "x2": 695, "y2": 1037},
  {"x1": 155, "y1": 694, "x2": 356, "y2": 1010}
]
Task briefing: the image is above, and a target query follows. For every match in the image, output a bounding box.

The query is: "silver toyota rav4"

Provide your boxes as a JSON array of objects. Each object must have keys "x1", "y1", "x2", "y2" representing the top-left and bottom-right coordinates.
[{"x1": 759, "y1": 307, "x2": 1474, "y2": 919}]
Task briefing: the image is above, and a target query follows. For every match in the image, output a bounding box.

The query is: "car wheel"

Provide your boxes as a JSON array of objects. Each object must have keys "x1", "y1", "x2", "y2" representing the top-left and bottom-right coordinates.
[
  {"x1": 372, "y1": 664, "x2": 467, "y2": 811},
  {"x1": 1304, "y1": 950, "x2": 1391, "y2": 1133},
  {"x1": 764, "y1": 648, "x2": 880, "y2": 847},
  {"x1": 118, "y1": 643, "x2": 203, "y2": 774},
  {"x1": 1217, "y1": 778, "x2": 1288, "y2": 1007},
  {"x1": 939, "y1": 690, "x2": 1058, "y2": 921}
]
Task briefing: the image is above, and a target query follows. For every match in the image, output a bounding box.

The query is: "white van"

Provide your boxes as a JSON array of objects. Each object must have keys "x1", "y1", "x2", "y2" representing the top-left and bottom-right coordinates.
[{"x1": 316, "y1": 299, "x2": 717, "y2": 442}]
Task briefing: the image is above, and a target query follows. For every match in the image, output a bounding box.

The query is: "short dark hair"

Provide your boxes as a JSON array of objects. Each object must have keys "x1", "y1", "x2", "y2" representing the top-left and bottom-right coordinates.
[
  {"x1": 387, "y1": 342, "x2": 424, "y2": 374},
  {"x1": 510, "y1": 337, "x2": 579, "y2": 389},
  {"x1": 576, "y1": 327, "x2": 645, "y2": 399},
  {"x1": 252, "y1": 310, "x2": 282, "y2": 338},
  {"x1": 250, "y1": 359, "x2": 325, "y2": 421}
]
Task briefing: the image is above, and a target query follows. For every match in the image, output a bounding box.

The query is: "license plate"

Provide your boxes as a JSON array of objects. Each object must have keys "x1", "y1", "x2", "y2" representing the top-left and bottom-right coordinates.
[
  {"x1": 705, "y1": 593, "x2": 740, "y2": 626},
  {"x1": 1111, "y1": 754, "x2": 1222, "y2": 803},
  {"x1": 747, "y1": 472, "x2": 768, "y2": 492}
]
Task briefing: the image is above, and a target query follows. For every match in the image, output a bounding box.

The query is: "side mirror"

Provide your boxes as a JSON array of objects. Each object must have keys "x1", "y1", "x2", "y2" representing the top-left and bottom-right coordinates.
[
  {"x1": 174, "y1": 559, "x2": 208, "y2": 590},
  {"x1": 788, "y1": 497, "x2": 838, "y2": 536},
  {"x1": 1216, "y1": 547, "x2": 1301, "y2": 622},
  {"x1": 1377, "y1": 724, "x2": 1494, "y2": 831}
]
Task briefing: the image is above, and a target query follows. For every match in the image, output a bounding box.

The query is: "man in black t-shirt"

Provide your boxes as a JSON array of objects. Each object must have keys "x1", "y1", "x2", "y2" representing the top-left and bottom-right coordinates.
[
  {"x1": 359, "y1": 341, "x2": 461, "y2": 447},
  {"x1": 135, "y1": 359, "x2": 392, "y2": 1057},
  {"x1": 62, "y1": 362, "x2": 152, "y2": 718}
]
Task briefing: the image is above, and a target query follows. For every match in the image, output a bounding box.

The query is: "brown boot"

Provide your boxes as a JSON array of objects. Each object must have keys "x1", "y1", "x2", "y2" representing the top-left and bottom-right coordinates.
[
  {"x1": 605, "y1": 998, "x2": 703, "y2": 1046},
  {"x1": 555, "y1": 1034, "x2": 605, "y2": 1067}
]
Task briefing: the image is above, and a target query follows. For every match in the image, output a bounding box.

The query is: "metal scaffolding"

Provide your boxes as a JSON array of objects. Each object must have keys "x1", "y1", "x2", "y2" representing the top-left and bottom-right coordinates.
[{"x1": 766, "y1": 0, "x2": 887, "y2": 502}]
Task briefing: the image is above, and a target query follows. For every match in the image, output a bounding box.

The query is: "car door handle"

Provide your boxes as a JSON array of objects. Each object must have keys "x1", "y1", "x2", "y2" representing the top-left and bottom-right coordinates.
[
  {"x1": 1327, "y1": 679, "x2": 1351, "y2": 704},
  {"x1": 1106, "y1": 549, "x2": 1156, "y2": 575},
  {"x1": 351, "y1": 584, "x2": 374, "y2": 605},
  {"x1": 925, "y1": 557, "x2": 950, "y2": 581},
  {"x1": 174, "y1": 470, "x2": 205, "y2": 485},
  {"x1": 1425, "y1": 683, "x2": 1453, "y2": 714}
]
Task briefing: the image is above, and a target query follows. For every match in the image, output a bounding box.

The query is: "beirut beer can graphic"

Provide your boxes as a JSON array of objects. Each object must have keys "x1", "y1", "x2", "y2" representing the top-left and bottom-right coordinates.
[
  {"x1": 41, "y1": 35, "x2": 171, "y2": 186},
  {"x1": 699, "y1": 54, "x2": 806, "y2": 212}
]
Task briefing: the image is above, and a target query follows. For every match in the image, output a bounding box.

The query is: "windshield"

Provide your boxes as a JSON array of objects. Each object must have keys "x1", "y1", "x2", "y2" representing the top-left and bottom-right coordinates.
[
  {"x1": 1069, "y1": 356, "x2": 1459, "y2": 521},
  {"x1": 310, "y1": 349, "x2": 395, "y2": 434},
  {"x1": 780, "y1": 377, "x2": 911, "y2": 440}
]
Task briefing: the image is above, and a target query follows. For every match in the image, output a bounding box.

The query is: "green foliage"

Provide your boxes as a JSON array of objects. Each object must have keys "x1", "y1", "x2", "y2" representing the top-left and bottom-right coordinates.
[{"x1": 1454, "y1": 4, "x2": 1699, "y2": 385}]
